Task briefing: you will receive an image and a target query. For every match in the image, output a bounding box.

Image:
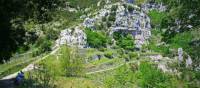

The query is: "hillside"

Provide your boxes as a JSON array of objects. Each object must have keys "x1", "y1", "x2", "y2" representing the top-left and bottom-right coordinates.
[{"x1": 0, "y1": 0, "x2": 200, "y2": 88}]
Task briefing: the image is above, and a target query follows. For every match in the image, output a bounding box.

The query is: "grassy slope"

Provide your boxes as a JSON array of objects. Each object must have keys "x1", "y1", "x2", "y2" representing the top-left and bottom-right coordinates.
[{"x1": 0, "y1": 52, "x2": 45, "y2": 79}]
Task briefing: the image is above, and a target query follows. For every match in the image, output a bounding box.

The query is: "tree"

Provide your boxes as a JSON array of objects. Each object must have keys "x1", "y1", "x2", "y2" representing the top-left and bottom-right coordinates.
[
  {"x1": 85, "y1": 28, "x2": 110, "y2": 48},
  {"x1": 160, "y1": 0, "x2": 200, "y2": 64},
  {"x1": 0, "y1": 0, "x2": 63, "y2": 63},
  {"x1": 60, "y1": 46, "x2": 85, "y2": 77},
  {"x1": 113, "y1": 31, "x2": 135, "y2": 50}
]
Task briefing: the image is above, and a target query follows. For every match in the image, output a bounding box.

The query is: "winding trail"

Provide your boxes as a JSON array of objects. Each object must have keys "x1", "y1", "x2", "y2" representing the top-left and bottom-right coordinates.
[{"x1": 86, "y1": 61, "x2": 137, "y2": 75}]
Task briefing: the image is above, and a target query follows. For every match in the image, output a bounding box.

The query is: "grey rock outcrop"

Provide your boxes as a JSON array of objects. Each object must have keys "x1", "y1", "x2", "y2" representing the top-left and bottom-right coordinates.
[
  {"x1": 55, "y1": 27, "x2": 87, "y2": 48},
  {"x1": 141, "y1": 2, "x2": 166, "y2": 13},
  {"x1": 111, "y1": 4, "x2": 151, "y2": 49},
  {"x1": 83, "y1": 18, "x2": 96, "y2": 29}
]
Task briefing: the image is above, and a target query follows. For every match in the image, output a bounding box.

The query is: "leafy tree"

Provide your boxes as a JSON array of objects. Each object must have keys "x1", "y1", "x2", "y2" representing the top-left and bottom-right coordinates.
[
  {"x1": 159, "y1": 0, "x2": 200, "y2": 64},
  {"x1": 85, "y1": 28, "x2": 110, "y2": 48},
  {"x1": 113, "y1": 31, "x2": 135, "y2": 50},
  {"x1": 148, "y1": 10, "x2": 166, "y2": 27},
  {"x1": 60, "y1": 46, "x2": 85, "y2": 77},
  {"x1": 0, "y1": 0, "x2": 63, "y2": 63},
  {"x1": 161, "y1": 0, "x2": 200, "y2": 41}
]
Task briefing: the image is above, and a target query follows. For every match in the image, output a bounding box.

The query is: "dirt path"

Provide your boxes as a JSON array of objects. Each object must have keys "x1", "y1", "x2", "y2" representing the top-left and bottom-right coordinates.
[{"x1": 86, "y1": 61, "x2": 137, "y2": 75}]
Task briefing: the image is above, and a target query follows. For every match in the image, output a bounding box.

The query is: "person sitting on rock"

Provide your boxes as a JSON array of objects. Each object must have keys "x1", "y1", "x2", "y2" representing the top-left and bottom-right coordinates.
[{"x1": 14, "y1": 71, "x2": 24, "y2": 85}]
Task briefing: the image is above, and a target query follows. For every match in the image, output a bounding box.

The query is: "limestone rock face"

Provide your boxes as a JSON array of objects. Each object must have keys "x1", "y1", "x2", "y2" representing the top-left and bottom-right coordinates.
[
  {"x1": 55, "y1": 27, "x2": 87, "y2": 48},
  {"x1": 83, "y1": 18, "x2": 96, "y2": 29},
  {"x1": 111, "y1": 4, "x2": 151, "y2": 49},
  {"x1": 141, "y1": 2, "x2": 166, "y2": 13}
]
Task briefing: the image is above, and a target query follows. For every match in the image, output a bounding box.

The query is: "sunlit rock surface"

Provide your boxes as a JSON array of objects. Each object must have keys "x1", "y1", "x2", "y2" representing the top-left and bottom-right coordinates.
[
  {"x1": 186, "y1": 55, "x2": 192, "y2": 68},
  {"x1": 55, "y1": 27, "x2": 87, "y2": 48},
  {"x1": 111, "y1": 4, "x2": 151, "y2": 49},
  {"x1": 141, "y1": 2, "x2": 166, "y2": 13},
  {"x1": 178, "y1": 48, "x2": 183, "y2": 63},
  {"x1": 83, "y1": 18, "x2": 96, "y2": 29}
]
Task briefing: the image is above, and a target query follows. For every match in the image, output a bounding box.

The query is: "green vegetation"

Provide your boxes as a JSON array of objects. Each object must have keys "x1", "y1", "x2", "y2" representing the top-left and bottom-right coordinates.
[
  {"x1": 104, "y1": 51, "x2": 114, "y2": 59},
  {"x1": 138, "y1": 62, "x2": 170, "y2": 88},
  {"x1": 1, "y1": 0, "x2": 200, "y2": 88},
  {"x1": 0, "y1": 52, "x2": 44, "y2": 79},
  {"x1": 108, "y1": 12, "x2": 116, "y2": 22},
  {"x1": 85, "y1": 28, "x2": 111, "y2": 48},
  {"x1": 128, "y1": 5, "x2": 134, "y2": 12},
  {"x1": 135, "y1": 0, "x2": 147, "y2": 5},
  {"x1": 148, "y1": 10, "x2": 166, "y2": 27},
  {"x1": 103, "y1": 62, "x2": 178, "y2": 88},
  {"x1": 19, "y1": 46, "x2": 85, "y2": 87},
  {"x1": 113, "y1": 32, "x2": 135, "y2": 51},
  {"x1": 19, "y1": 66, "x2": 56, "y2": 88},
  {"x1": 111, "y1": 5, "x2": 118, "y2": 12},
  {"x1": 59, "y1": 46, "x2": 85, "y2": 77}
]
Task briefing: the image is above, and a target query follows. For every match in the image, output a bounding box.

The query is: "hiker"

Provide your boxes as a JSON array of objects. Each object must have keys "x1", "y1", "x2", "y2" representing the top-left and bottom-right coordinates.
[{"x1": 14, "y1": 71, "x2": 24, "y2": 85}]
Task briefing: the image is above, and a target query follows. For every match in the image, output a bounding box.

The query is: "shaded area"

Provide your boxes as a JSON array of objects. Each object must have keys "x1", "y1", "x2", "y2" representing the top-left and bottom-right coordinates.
[{"x1": 0, "y1": 78, "x2": 15, "y2": 88}]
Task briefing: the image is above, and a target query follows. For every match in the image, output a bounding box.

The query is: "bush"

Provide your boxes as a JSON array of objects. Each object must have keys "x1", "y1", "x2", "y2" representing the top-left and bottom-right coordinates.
[
  {"x1": 35, "y1": 36, "x2": 52, "y2": 53},
  {"x1": 45, "y1": 29, "x2": 59, "y2": 40},
  {"x1": 98, "y1": 48, "x2": 107, "y2": 52},
  {"x1": 138, "y1": 62, "x2": 170, "y2": 88},
  {"x1": 108, "y1": 14, "x2": 116, "y2": 22},
  {"x1": 106, "y1": 21, "x2": 112, "y2": 28},
  {"x1": 102, "y1": 17, "x2": 107, "y2": 22},
  {"x1": 128, "y1": 5, "x2": 134, "y2": 12},
  {"x1": 19, "y1": 63, "x2": 56, "y2": 88},
  {"x1": 104, "y1": 51, "x2": 113, "y2": 59},
  {"x1": 95, "y1": 23, "x2": 105, "y2": 31},
  {"x1": 39, "y1": 40, "x2": 52, "y2": 53},
  {"x1": 60, "y1": 46, "x2": 85, "y2": 77},
  {"x1": 114, "y1": 32, "x2": 135, "y2": 51},
  {"x1": 128, "y1": 52, "x2": 138, "y2": 59},
  {"x1": 85, "y1": 28, "x2": 110, "y2": 48},
  {"x1": 148, "y1": 10, "x2": 166, "y2": 27},
  {"x1": 104, "y1": 65, "x2": 135, "y2": 88},
  {"x1": 111, "y1": 5, "x2": 118, "y2": 12}
]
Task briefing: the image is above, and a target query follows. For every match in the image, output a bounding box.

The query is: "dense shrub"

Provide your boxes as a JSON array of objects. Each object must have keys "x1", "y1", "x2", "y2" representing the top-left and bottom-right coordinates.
[
  {"x1": 85, "y1": 28, "x2": 110, "y2": 48},
  {"x1": 102, "y1": 17, "x2": 107, "y2": 22},
  {"x1": 60, "y1": 46, "x2": 85, "y2": 77},
  {"x1": 138, "y1": 62, "x2": 170, "y2": 88},
  {"x1": 111, "y1": 5, "x2": 118, "y2": 12},
  {"x1": 128, "y1": 52, "x2": 138, "y2": 59},
  {"x1": 148, "y1": 10, "x2": 166, "y2": 27},
  {"x1": 108, "y1": 14, "x2": 116, "y2": 22},
  {"x1": 128, "y1": 5, "x2": 134, "y2": 12},
  {"x1": 106, "y1": 21, "x2": 112, "y2": 28},
  {"x1": 45, "y1": 29, "x2": 59, "y2": 40},
  {"x1": 19, "y1": 63, "x2": 56, "y2": 88},
  {"x1": 113, "y1": 32, "x2": 135, "y2": 50},
  {"x1": 104, "y1": 51, "x2": 113, "y2": 59},
  {"x1": 104, "y1": 65, "x2": 135, "y2": 88}
]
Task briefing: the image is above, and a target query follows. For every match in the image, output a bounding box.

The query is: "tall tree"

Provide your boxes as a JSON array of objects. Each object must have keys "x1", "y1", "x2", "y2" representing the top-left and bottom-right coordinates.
[{"x1": 0, "y1": 0, "x2": 63, "y2": 63}]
